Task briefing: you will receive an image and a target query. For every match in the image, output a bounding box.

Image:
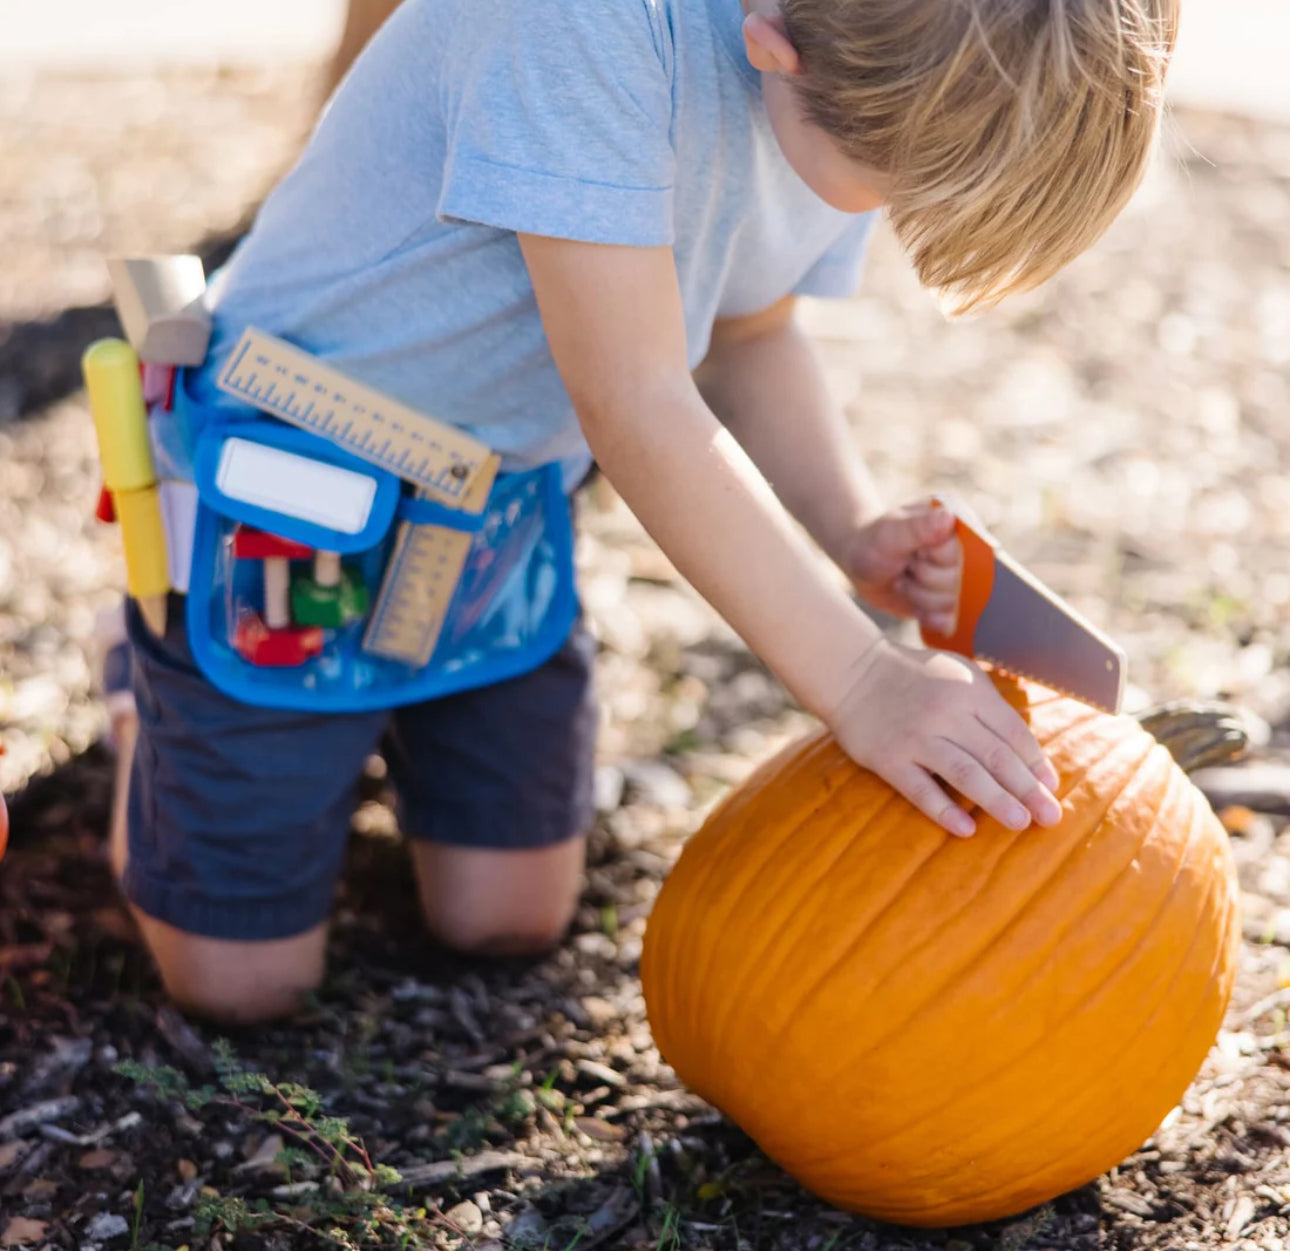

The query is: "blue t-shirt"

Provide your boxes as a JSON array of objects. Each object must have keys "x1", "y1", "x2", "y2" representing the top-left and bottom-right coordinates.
[{"x1": 200, "y1": 0, "x2": 876, "y2": 489}]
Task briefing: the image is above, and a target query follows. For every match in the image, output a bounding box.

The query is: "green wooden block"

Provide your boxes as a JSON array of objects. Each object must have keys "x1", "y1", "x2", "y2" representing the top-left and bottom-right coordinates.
[{"x1": 291, "y1": 567, "x2": 370, "y2": 628}]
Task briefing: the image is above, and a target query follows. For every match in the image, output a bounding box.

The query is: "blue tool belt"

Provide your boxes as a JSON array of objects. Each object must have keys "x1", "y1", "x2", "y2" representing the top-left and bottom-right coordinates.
[{"x1": 162, "y1": 367, "x2": 577, "y2": 713}]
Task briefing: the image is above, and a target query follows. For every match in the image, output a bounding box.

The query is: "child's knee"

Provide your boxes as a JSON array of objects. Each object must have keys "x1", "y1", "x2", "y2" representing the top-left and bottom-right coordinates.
[
  {"x1": 132, "y1": 911, "x2": 327, "y2": 1025},
  {"x1": 413, "y1": 837, "x2": 585, "y2": 958},
  {"x1": 426, "y1": 905, "x2": 574, "y2": 958}
]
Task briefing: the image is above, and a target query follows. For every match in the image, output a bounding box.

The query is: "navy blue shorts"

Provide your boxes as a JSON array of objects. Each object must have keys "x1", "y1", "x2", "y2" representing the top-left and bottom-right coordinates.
[{"x1": 121, "y1": 596, "x2": 597, "y2": 942}]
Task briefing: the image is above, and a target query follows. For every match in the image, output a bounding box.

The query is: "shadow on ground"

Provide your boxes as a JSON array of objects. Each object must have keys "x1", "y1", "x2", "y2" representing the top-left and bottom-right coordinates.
[{"x1": 0, "y1": 227, "x2": 246, "y2": 424}]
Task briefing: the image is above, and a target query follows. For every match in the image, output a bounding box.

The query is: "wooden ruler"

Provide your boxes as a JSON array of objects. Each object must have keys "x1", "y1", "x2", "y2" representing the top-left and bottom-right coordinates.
[
  {"x1": 363, "y1": 454, "x2": 501, "y2": 666},
  {"x1": 215, "y1": 327, "x2": 491, "y2": 506}
]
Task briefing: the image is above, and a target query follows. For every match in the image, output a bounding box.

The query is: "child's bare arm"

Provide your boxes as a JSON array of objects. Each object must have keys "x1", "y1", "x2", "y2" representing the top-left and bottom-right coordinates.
[
  {"x1": 519, "y1": 238, "x2": 879, "y2": 720},
  {"x1": 695, "y1": 298, "x2": 961, "y2": 633},
  {"x1": 519, "y1": 235, "x2": 1061, "y2": 836},
  {"x1": 694, "y1": 295, "x2": 882, "y2": 569}
]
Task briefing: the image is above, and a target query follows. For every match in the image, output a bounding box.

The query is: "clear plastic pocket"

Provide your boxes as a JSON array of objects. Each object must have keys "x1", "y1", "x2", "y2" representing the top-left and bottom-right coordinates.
[{"x1": 182, "y1": 416, "x2": 577, "y2": 712}]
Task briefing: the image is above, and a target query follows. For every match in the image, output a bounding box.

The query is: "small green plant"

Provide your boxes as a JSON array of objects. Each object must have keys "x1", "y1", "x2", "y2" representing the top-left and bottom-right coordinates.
[
  {"x1": 130, "y1": 1180, "x2": 145, "y2": 1249},
  {"x1": 116, "y1": 1041, "x2": 467, "y2": 1249},
  {"x1": 653, "y1": 1204, "x2": 682, "y2": 1251}
]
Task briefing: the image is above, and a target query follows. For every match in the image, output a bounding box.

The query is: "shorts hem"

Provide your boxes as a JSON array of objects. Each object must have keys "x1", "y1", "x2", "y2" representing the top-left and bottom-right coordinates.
[
  {"x1": 399, "y1": 799, "x2": 593, "y2": 852},
  {"x1": 121, "y1": 866, "x2": 335, "y2": 943}
]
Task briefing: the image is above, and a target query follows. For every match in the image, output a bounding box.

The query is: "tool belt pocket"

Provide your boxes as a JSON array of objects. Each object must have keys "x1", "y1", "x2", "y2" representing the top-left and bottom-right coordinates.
[{"x1": 181, "y1": 399, "x2": 578, "y2": 713}]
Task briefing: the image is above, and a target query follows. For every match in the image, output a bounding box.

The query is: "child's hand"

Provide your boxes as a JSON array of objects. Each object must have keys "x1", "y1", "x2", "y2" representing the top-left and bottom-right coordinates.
[
  {"x1": 843, "y1": 500, "x2": 961, "y2": 635},
  {"x1": 832, "y1": 638, "x2": 1063, "y2": 838}
]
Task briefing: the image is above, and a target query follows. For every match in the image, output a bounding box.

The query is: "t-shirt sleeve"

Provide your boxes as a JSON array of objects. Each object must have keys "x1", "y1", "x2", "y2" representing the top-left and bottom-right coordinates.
[
  {"x1": 437, "y1": 0, "x2": 676, "y2": 247},
  {"x1": 794, "y1": 213, "x2": 879, "y2": 298}
]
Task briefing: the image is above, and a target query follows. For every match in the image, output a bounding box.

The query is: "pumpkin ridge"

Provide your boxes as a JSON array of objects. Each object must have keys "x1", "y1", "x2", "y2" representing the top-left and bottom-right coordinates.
[
  {"x1": 698, "y1": 778, "x2": 940, "y2": 1084},
  {"x1": 777, "y1": 822, "x2": 1023, "y2": 1057},
  {"x1": 746, "y1": 784, "x2": 957, "y2": 1038},
  {"x1": 806, "y1": 745, "x2": 1214, "y2": 1174},
  {"x1": 730, "y1": 712, "x2": 1146, "y2": 1081},
  {"x1": 767, "y1": 704, "x2": 1127, "y2": 1039},
  {"x1": 813, "y1": 856, "x2": 1230, "y2": 1226},
  {"x1": 689, "y1": 754, "x2": 904, "y2": 1052},
  {"x1": 789, "y1": 734, "x2": 1147, "y2": 1086},
  {"x1": 929, "y1": 829, "x2": 1235, "y2": 1221},
  {"x1": 660, "y1": 736, "x2": 854, "y2": 1044},
  {"x1": 652, "y1": 741, "x2": 861, "y2": 1062}
]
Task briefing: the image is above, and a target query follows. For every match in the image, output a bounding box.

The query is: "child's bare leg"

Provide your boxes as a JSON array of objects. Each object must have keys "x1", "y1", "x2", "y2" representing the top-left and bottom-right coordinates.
[
  {"x1": 108, "y1": 714, "x2": 328, "y2": 1023},
  {"x1": 411, "y1": 838, "x2": 586, "y2": 957},
  {"x1": 132, "y1": 913, "x2": 327, "y2": 1024},
  {"x1": 389, "y1": 618, "x2": 598, "y2": 959},
  {"x1": 107, "y1": 708, "x2": 136, "y2": 883}
]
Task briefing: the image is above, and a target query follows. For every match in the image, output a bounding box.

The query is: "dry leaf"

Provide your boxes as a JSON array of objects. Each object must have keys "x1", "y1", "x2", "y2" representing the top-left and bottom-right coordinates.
[
  {"x1": 79, "y1": 1147, "x2": 118, "y2": 1170},
  {"x1": 1219, "y1": 805, "x2": 1259, "y2": 834},
  {"x1": 574, "y1": 1117, "x2": 628, "y2": 1143},
  {"x1": 0, "y1": 1141, "x2": 26, "y2": 1170},
  {"x1": 177, "y1": 1158, "x2": 199, "y2": 1182},
  {"x1": 1, "y1": 1217, "x2": 48, "y2": 1248}
]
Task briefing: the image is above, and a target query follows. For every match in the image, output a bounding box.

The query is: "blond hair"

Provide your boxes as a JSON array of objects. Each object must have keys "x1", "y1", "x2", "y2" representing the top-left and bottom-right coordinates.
[{"x1": 782, "y1": 0, "x2": 1179, "y2": 313}]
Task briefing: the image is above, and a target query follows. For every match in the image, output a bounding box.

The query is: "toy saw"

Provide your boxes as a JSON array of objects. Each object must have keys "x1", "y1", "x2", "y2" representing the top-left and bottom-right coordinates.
[{"x1": 919, "y1": 500, "x2": 1126, "y2": 714}]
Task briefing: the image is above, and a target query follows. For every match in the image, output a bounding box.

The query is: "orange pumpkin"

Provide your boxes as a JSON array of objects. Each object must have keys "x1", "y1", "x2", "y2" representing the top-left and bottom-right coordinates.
[{"x1": 640, "y1": 677, "x2": 1240, "y2": 1228}]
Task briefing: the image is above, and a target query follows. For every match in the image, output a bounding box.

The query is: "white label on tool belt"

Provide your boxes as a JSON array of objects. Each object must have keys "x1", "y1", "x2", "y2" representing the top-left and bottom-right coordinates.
[{"x1": 215, "y1": 438, "x2": 377, "y2": 535}]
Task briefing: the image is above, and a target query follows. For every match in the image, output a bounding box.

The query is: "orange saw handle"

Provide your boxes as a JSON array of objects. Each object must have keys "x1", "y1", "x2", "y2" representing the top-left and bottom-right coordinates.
[{"x1": 919, "y1": 504, "x2": 997, "y2": 656}]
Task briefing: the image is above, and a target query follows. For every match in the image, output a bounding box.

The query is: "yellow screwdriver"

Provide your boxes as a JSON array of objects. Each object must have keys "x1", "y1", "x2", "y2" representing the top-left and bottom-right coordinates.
[{"x1": 82, "y1": 339, "x2": 171, "y2": 637}]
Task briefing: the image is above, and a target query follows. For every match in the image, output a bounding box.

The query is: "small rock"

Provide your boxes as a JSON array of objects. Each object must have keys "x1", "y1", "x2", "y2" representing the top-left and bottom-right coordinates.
[
  {"x1": 234, "y1": 1133, "x2": 285, "y2": 1174},
  {"x1": 620, "y1": 760, "x2": 691, "y2": 810},
  {"x1": 1103, "y1": 1188, "x2": 1154, "y2": 1218},
  {"x1": 1194, "y1": 763, "x2": 1290, "y2": 816},
  {"x1": 580, "y1": 996, "x2": 618, "y2": 1028},
  {"x1": 85, "y1": 1212, "x2": 130, "y2": 1242},
  {"x1": 574, "y1": 932, "x2": 618, "y2": 960},
  {"x1": 445, "y1": 1201, "x2": 484, "y2": 1237},
  {"x1": 505, "y1": 1207, "x2": 548, "y2": 1242},
  {"x1": 594, "y1": 765, "x2": 625, "y2": 814}
]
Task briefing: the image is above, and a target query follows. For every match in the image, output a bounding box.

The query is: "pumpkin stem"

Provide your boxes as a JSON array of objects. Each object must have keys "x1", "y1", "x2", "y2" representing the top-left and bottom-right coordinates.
[{"x1": 1135, "y1": 700, "x2": 1251, "y2": 774}]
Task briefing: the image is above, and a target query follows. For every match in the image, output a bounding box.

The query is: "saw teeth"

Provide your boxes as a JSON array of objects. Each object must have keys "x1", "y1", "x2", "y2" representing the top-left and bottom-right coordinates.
[{"x1": 974, "y1": 651, "x2": 1117, "y2": 715}]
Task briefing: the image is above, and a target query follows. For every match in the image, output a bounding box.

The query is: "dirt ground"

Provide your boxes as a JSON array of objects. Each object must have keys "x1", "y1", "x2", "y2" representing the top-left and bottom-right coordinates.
[{"x1": 1, "y1": 64, "x2": 1289, "y2": 1251}]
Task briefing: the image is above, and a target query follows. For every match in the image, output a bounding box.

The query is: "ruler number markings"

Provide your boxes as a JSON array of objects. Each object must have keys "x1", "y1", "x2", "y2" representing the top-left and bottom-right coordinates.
[{"x1": 216, "y1": 327, "x2": 488, "y2": 501}]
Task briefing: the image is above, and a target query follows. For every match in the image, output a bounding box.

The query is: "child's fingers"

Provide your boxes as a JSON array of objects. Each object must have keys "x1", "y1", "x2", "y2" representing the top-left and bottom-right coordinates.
[
  {"x1": 885, "y1": 762, "x2": 976, "y2": 838},
  {"x1": 977, "y1": 698, "x2": 1063, "y2": 800},
  {"x1": 895, "y1": 572, "x2": 957, "y2": 634},
  {"x1": 876, "y1": 505, "x2": 956, "y2": 561},
  {"x1": 922, "y1": 739, "x2": 1035, "y2": 831},
  {"x1": 914, "y1": 536, "x2": 962, "y2": 568},
  {"x1": 947, "y1": 717, "x2": 1062, "y2": 827},
  {"x1": 907, "y1": 554, "x2": 959, "y2": 593}
]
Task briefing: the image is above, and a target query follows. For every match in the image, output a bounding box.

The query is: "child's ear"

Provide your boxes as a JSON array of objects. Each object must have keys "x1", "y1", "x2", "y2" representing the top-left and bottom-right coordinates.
[{"x1": 742, "y1": 13, "x2": 803, "y2": 75}]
